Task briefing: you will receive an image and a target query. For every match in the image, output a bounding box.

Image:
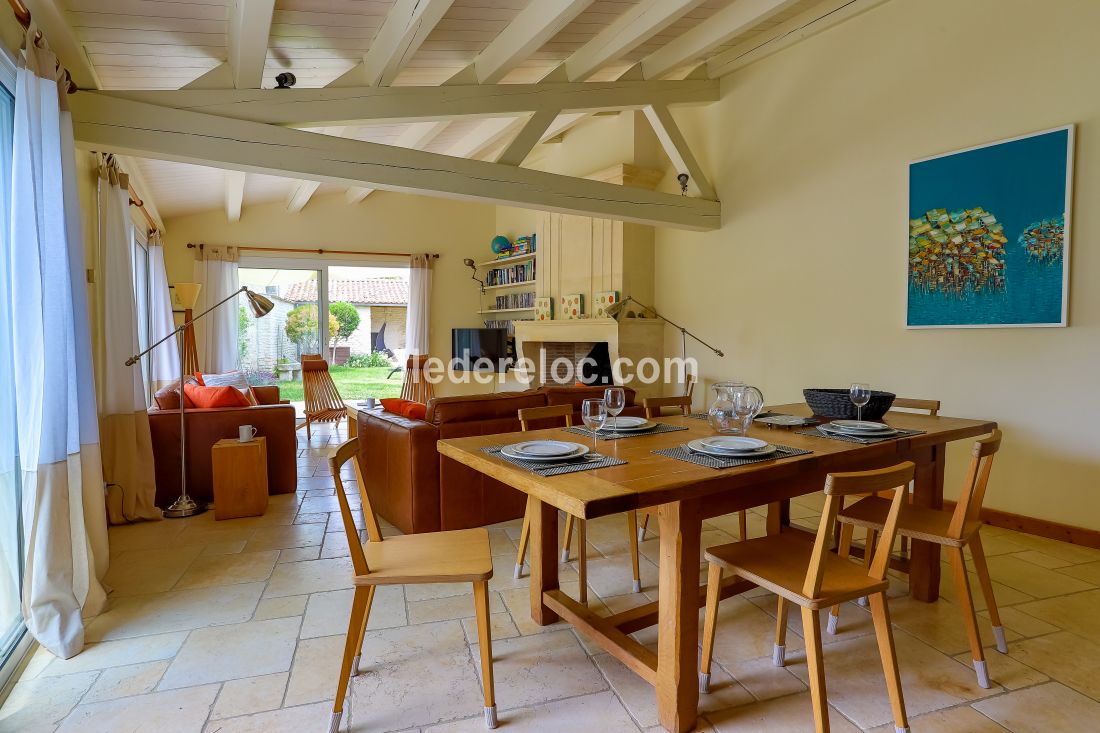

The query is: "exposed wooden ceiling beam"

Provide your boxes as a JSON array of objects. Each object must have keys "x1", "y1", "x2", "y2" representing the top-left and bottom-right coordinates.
[
  {"x1": 539, "y1": 113, "x2": 590, "y2": 144},
  {"x1": 225, "y1": 170, "x2": 245, "y2": 222},
  {"x1": 642, "y1": 104, "x2": 715, "y2": 200},
  {"x1": 446, "y1": 117, "x2": 528, "y2": 161},
  {"x1": 473, "y1": 0, "x2": 594, "y2": 84},
  {"x1": 345, "y1": 120, "x2": 450, "y2": 204},
  {"x1": 229, "y1": 0, "x2": 276, "y2": 89},
  {"x1": 564, "y1": 0, "x2": 703, "y2": 81},
  {"x1": 707, "y1": 0, "x2": 890, "y2": 77},
  {"x1": 641, "y1": 0, "x2": 801, "y2": 79},
  {"x1": 338, "y1": 0, "x2": 454, "y2": 88},
  {"x1": 70, "y1": 93, "x2": 719, "y2": 231},
  {"x1": 497, "y1": 110, "x2": 559, "y2": 166},
  {"x1": 92, "y1": 79, "x2": 719, "y2": 126},
  {"x1": 23, "y1": 0, "x2": 101, "y2": 89}
]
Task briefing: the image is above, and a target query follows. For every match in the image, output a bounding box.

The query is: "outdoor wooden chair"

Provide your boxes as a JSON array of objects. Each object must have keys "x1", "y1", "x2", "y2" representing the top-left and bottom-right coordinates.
[
  {"x1": 400, "y1": 353, "x2": 435, "y2": 404},
  {"x1": 700, "y1": 463, "x2": 915, "y2": 733},
  {"x1": 327, "y1": 437, "x2": 498, "y2": 732},
  {"x1": 298, "y1": 358, "x2": 346, "y2": 440},
  {"x1": 639, "y1": 393, "x2": 748, "y2": 544},
  {"x1": 830, "y1": 430, "x2": 1005, "y2": 689},
  {"x1": 512, "y1": 405, "x2": 643, "y2": 600}
]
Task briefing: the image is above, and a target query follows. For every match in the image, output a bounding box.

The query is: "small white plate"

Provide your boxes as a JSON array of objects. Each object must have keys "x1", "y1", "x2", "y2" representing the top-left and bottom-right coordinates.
[
  {"x1": 697, "y1": 436, "x2": 769, "y2": 452},
  {"x1": 604, "y1": 416, "x2": 655, "y2": 431},
  {"x1": 820, "y1": 423, "x2": 897, "y2": 438},
  {"x1": 830, "y1": 420, "x2": 893, "y2": 433},
  {"x1": 502, "y1": 440, "x2": 586, "y2": 460},
  {"x1": 688, "y1": 439, "x2": 776, "y2": 459}
]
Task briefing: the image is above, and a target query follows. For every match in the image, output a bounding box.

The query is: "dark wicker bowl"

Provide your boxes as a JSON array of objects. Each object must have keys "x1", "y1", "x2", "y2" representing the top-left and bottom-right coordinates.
[{"x1": 803, "y1": 388, "x2": 896, "y2": 421}]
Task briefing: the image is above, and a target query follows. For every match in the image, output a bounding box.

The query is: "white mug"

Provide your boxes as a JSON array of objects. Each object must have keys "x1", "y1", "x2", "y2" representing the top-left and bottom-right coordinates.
[
  {"x1": 238, "y1": 425, "x2": 258, "y2": 443},
  {"x1": 362, "y1": 396, "x2": 377, "y2": 409}
]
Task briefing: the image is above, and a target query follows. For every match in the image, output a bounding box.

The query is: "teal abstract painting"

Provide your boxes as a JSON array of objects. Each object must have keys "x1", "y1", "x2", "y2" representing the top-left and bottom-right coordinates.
[{"x1": 907, "y1": 126, "x2": 1073, "y2": 328}]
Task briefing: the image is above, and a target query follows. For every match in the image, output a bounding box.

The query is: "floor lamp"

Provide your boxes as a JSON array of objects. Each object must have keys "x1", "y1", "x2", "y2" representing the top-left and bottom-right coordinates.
[
  {"x1": 605, "y1": 296, "x2": 724, "y2": 394},
  {"x1": 126, "y1": 286, "x2": 275, "y2": 518},
  {"x1": 173, "y1": 282, "x2": 202, "y2": 376}
]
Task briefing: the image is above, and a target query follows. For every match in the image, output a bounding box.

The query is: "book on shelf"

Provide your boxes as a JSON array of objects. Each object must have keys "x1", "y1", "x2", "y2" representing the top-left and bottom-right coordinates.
[
  {"x1": 485, "y1": 259, "x2": 535, "y2": 287},
  {"x1": 494, "y1": 291, "x2": 534, "y2": 310}
]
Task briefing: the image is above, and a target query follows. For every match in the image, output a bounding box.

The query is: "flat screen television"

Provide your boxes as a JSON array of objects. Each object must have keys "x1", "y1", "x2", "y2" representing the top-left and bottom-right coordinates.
[{"x1": 451, "y1": 328, "x2": 511, "y2": 372}]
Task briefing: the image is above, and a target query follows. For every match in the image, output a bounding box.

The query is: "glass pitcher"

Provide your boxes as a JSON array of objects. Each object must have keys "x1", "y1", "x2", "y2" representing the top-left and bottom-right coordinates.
[{"x1": 708, "y1": 381, "x2": 765, "y2": 435}]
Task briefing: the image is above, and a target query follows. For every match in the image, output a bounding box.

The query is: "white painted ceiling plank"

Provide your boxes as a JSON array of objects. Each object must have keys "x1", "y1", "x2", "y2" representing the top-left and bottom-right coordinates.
[
  {"x1": 642, "y1": 104, "x2": 715, "y2": 200},
  {"x1": 24, "y1": 0, "x2": 102, "y2": 89},
  {"x1": 708, "y1": 0, "x2": 891, "y2": 77},
  {"x1": 474, "y1": 0, "x2": 594, "y2": 84},
  {"x1": 446, "y1": 116, "x2": 527, "y2": 161},
  {"x1": 564, "y1": 0, "x2": 704, "y2": 81},
  {"x1": 181, "y1": 62, "x2": 234, "y2": 90},
  {"x1": 641, "y1": 0, "x2": 801, "y2": 79},
  {"x1": 229, "y1": 0, "x2": 277, "y2": 89},
  {"x1": 69, "y1": 93, "x2": 720, "y2": 230},
  {"x1": 225, "y1": 170, "x2": 246, "y2": 222},
  {"x1": 359, "y1": 0, "x2": 455, "y2": 87}
]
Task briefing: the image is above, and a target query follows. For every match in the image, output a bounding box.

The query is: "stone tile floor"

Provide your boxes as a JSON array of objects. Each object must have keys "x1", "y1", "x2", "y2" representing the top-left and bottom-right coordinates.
[{"x1": 2, "y1": 422, "x2": 1099, "y2": 732}]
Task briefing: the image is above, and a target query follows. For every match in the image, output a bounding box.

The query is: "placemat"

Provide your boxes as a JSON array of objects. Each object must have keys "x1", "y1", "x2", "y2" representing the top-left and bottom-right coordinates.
[
  {"x1": 562, "y1": 423, "x2": 688, "y2": 440},
  {"x1": 686, "y1": 411, "x2": 786, "y2": 421},
  {"x1": 794, "y1": 426, "x2": 926, "y2": 445},
  {"x1": 481, "y1": 445, "x2": 626, "y2": 476},
  {"x1": 653, "y1": 444, "x2": 811, "y2": 469}
]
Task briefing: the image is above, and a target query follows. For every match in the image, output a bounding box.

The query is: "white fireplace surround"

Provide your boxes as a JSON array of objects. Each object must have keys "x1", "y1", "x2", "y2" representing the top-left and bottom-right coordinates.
[{"x1": 513, "y1": 319, "x2": 621, "y2": 387}]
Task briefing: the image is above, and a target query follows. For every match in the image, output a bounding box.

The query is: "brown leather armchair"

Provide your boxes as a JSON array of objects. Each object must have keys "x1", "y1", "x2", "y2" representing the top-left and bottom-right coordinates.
[{"x1": 148, "y1": 384, "x2": 297, "y2": 507}]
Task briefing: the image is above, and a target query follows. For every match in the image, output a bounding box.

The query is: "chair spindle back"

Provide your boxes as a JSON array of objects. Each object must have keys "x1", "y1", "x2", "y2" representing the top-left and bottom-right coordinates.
[
  {"x1": 518, "y1": 404, "x2": 573, "y2": 432},
  {"x1": 947, "y1": 430, "x2": 1002, "y2": 539},
  {"x1": 329, "y1": 437, "x2": 385, "y2": 577},
  {"x1": 643, "y1": 395, "x2": 692, "y2": 419}
]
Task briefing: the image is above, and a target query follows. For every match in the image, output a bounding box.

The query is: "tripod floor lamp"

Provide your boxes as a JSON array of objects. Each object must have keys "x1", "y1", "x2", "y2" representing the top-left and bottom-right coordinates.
[
  {"x1": 126, "y1": 285, "x2": 274, "y2": 518},
  {"x1": 604, "y1": 296, "x2": 724, "y2": 394}
]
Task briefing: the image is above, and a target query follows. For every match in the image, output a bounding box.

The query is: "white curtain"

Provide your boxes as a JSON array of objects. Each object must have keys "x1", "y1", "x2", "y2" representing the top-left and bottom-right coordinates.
[
  {"x1": 94, "y1": 157, "x2": 160, "y2": 525},
  {"x1": 406, "y1": 254, "x2": 432, "y2": 355},
  {"x1": 193, "y1": 244, "x2": 239, "y2": 373},
  {"x1": 9, "y1": 26, "x2": 108, "y2": 659},
  {"x1": 147, "y1": 231, "x2": 178, "y2": 391}
]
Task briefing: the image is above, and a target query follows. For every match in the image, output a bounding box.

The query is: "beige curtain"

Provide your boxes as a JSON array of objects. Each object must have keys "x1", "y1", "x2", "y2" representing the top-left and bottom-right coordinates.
[
  {"x1": 405, "y1": 254, "x2": 432, "y2": 355},
  {"x1": 147, "y1": 231, "x2": 179, "y2": 392},
  {"x1": 93, "y1": 156, "x2": 161, "y2": 524},
  {"x1": 193, "y1": 244, "x2": 240, "y2": 373}
]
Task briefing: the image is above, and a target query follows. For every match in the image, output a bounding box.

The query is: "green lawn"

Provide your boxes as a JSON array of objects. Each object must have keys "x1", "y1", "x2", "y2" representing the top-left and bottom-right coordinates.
[{"x1": 274, "y1": 366, "x2": 403, "y2": 402}]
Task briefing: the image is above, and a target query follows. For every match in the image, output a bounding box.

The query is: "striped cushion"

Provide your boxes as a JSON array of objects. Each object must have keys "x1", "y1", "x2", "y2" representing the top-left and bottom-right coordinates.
[{"x1": 197, "y1": 370, "x2": 257, "y2": 406}]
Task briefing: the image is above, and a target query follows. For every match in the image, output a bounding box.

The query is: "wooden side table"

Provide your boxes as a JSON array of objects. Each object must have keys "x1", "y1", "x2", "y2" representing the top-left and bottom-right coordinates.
[{"x1": 212, "y1": 437, "x2": 269, "y2": 521}]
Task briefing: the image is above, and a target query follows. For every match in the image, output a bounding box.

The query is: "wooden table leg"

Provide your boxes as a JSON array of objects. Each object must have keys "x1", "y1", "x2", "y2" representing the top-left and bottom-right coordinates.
[
  {"x1": 530, "y1": 498, "x2": 560, "y2": 625},
  {"x1": 909, "y1": 444, "x2": 945, "y2": 601},
  {"x1": 656, "y1": 499, "x2": 702, "y2": 733}
]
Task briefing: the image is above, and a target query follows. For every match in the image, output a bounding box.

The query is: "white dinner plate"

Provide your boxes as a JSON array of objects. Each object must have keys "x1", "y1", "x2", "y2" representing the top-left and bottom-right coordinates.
[
  {"x1": 830, "y1": 420, "x2": 894, "y2": 433},
  {"x1": 604, "y1": 416, "x2": 655, "y2": 431},
  {"x1": 696, "y1": 436, "x2": 769, "y2": 452},
  {"x1": 501, "y1": 440, "x2": 587, "y2": 461},
  {"x1": 820, "y1": 423, "x2": 897, "y2": 438},
  {"x1": 687, "y1": 439, "x2": 777, "y2": 459},
  {"x1": 755, "y1": 414, "x2": 813, "y2": 426}
]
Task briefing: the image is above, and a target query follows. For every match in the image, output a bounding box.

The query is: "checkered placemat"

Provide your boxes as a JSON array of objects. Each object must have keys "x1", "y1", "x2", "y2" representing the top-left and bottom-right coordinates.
[
  {"x1": 653, "y1": 444, "x2": 811, "y2": 469},
  {"x1": 481, "y1": 445, "x2": 626, "y2": 476},
  {"x1": 686, "y1": 412, "x2": 710, "y2": 420},
  {"x1": 794, "y1": 426, "x2": 925, "y2": 445},
  {"x1": 562, "y1": 422, "x2": 688, "y2": 441}
]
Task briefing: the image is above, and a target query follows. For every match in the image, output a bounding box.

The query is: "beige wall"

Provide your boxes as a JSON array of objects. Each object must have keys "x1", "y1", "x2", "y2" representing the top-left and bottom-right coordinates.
[
  {"x1": 653, "y1": 0, "x2": 1100, "y2": 529},
  {"x1": 161, "y1": 189, "x2": 495, "y2": 395}
]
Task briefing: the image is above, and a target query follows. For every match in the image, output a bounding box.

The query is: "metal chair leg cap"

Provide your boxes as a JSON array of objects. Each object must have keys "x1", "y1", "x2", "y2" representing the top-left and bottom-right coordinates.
[
  {"x1": 895, "y1": 727, "x2": 911, "y2": 732},
  {"x1": 993, "y1": 626, "x2": 1008, "y2": 654},
  {"x1": 484, "y1": 706, "x2": 498, "y2": 729},
  {"x1": 772, "y1": 644, "x2": 786, "y2": 667},
  {"x1": 857, "y1": 596, "x2": 868, "y2": 607},
  {"x1": 637, "y1": 528, "x2": 646, "y2": 543},
  {"x1": 632, "y1": 580, "x2": 642, "y2": 593},
  {"x1": 827, "y1": 614, "x2": 839, "y2": 635},
  {"x1": 328, "y1": 711, "x2": 343, "y2": 733},
  {"x1": 560, "y1": 550, "x2": 570, "y2": 563},
  {"x1": 974, "y1": 660, "x2": 991, "y2": 688},
  {"x1": 698, "y1": 672, "x2": 710, "y2": 694},
  {"x1": 351, "y1": 654, "x2": 361, "y2": 677},
  {"x1": 513, "y1": 564, "x2": 523, "y2": 580}
]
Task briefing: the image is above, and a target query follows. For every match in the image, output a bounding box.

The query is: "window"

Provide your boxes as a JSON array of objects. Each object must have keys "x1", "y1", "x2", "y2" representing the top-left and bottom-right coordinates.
[
  {"x1": 0, "y1": 53, "x2": 26, "y2": 690},
  {"x1": 131, "y1": 227, "x2": 152, "y2": 402}
]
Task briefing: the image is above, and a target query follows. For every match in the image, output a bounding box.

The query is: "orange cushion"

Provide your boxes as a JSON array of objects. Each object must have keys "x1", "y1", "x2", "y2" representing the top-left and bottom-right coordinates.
[
  {"x1": 193, "y1": 372, "x2": 206, "y2": 385},
  {"x1": 183, "y1": 383, "x2": 252, "y2": 409},
  {"x1": 380, "y1": 398, "x2": 426, "y2": 420},
  {"x1": 406, "y1": 402, "x2": 427, "y2": 420}
]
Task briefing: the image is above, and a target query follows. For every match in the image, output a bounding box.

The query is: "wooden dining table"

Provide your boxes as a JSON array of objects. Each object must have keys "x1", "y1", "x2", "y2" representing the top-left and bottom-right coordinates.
[{"x1": 437, "y1": 403, "x2": 997, "y2": 733}]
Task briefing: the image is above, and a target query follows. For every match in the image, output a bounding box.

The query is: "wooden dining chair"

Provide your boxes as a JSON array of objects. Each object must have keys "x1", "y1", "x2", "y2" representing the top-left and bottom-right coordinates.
[
  {"x1": 512, "y1": 404, "x2": 643, "y2": 601},
  {"x1": 400, "y1": 353, "x2": 435, "y2": 404},
  {"x1": 890, "y1": 397, "x2": 941, "y2": 417},
  {"x1": 327, "y1": 437, "x2": 498, "y2": 732},
  {"x1": 700, "y1": 462, "x2": 915, "y2": 733},
  {"x1": 830, "y1": 430, "x2": 1005, "y2": 689},
  {"x1": 298, "y1": 358, "x2": 347, "y2": 440},
  {"x1": 638, "y1": 394, "x2": 749, "y2": 544}
]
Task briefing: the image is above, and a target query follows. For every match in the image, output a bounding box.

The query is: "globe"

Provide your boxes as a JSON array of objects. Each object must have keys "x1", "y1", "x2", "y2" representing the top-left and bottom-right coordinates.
[{"x1": 491, "y1": 235, "x2": 513, "y2": 255}]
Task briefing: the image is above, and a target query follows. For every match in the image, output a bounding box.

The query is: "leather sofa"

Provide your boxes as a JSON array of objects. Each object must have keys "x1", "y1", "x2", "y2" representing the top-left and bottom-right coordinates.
[
  {"x1": 356, "y1": 385, "x2": 644, "y2": 534},
  {"x1": 149, "y1": 384, "x2": 298, "y2": 507}
]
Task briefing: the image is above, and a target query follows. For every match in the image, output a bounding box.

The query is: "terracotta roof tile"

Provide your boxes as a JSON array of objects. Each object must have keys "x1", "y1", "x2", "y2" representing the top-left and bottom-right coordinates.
[{"x1": 283, "y1": 278, "x2": 408, "y2": 306}]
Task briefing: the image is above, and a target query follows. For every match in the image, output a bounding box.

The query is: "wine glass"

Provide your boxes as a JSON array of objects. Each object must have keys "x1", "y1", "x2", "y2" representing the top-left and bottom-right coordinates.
[
  {"x1": 581, "y1": 398, "x2": 607, "y2": 450},
  {"x1": 850, "y1": 383, "x2": 871, "y2": 422},
  {"x1": 604, "y1": 387, "x2": 625, "y2": 429},
  {"x1": 732, "y1": 386, "x2": 763, "y2": 435}
]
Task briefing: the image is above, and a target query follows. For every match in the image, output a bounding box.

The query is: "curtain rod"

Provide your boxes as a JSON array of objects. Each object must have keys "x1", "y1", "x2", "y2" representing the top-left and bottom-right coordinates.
[
  {"x1": 186, "y1": 243, "x2": 439, "y2": 259},
  {"x1": 7, "y1": 0, "x2": 78, "y2": 93},
  {"x1": 127, "y1": 185, "x2": 158, "y2": 235}
]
